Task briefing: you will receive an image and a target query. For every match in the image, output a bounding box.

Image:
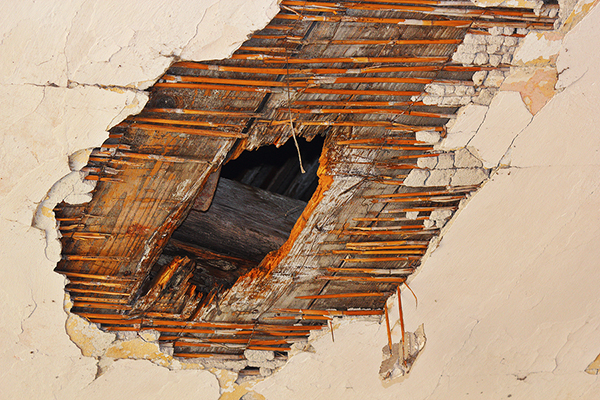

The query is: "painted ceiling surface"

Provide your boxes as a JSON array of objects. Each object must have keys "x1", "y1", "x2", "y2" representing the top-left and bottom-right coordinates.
[{"x1": 54, "y1": 0, "x2": 557, "y2": 370}]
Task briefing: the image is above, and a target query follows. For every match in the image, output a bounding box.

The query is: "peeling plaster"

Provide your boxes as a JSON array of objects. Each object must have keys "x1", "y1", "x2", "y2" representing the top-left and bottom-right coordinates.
[{"x1": 3, "y1": 1, "x2": 600, "y2": 399}]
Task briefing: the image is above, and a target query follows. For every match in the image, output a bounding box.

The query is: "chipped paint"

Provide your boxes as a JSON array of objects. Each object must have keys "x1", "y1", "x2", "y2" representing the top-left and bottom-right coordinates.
[{"x1": 501, "y1": 66, "x2": 558, "y2": 114}]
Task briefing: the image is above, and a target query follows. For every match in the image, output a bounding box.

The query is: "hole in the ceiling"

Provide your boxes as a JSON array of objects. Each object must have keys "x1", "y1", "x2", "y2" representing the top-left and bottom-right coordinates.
[
  {"x1": 134, "y1": 135, "x2": 325, "y2": 310},
  {"x1": 221, "y1": 134, "x2": 325, "y2": 202}
]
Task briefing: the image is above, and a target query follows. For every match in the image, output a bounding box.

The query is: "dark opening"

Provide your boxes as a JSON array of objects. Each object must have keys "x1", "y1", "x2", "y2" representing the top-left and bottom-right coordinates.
[
  {"x1": 221, "y1": 134, "x2": 325, "y2": 202},
  {"x1": 136, "y1": 135, "x2": 325, "y2": 308}
]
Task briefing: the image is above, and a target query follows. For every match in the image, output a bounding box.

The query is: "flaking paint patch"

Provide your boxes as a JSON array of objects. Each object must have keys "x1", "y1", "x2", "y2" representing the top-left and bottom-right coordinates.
[
  {"x1": 104, "y1": 337, "x2": 172, "y2": 367},
  {"x1": 560, "y1": 0, "x2": 599, "y2": 32},
  {"x1": 501, "y1": 66, "x2": 558, "y2": 114},
  {"x1": 585, "y1": 353, "x2": 600, "y2": 374},
  {"x1": 65, "y1": 313, "x2": 116, "y2": 358},
  {"x1": 513, "y1": 32, "x2": 563, "y2": 66}
]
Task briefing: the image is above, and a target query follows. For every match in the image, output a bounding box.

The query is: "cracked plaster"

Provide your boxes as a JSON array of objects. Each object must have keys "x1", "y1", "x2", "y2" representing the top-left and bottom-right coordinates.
[{"x1": 2, "y1": 1, "x2": 600, "y2": 400}]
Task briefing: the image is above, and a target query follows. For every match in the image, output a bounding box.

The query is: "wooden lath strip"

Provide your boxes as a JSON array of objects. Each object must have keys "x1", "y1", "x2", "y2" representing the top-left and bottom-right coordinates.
[
  {"x1": 336, "y1": 138, "x2": 422, "y2": 145},
  {"x1": 76, "y1": 312, "x2": 136, "y2": 321},
  {"x1": 341, "y1": 245, "x2": 425, "y2": 251},
  {"x1": 379, "y1": 206, "x2": 458, "y2": 213},
  {"x1": 247, "y1": 346, "x2": 292, "y2": 351},
  {"x1": 295, "y1": 292, "x2": 388, "y2": 299},
  {"x1": 348, "y1": 225, "x2": 426, "y2": 232},
  {"x1": 289, "y1": 121, "x2": 443, "y2": 130},
  {"x1": 345, "y1": 240, "x2": 429, "y2": 248},
  {"x1": 66, "y1": 279, "x2": 129, "y2": 288},
  {"x1": 265, "y1": 37, "x2": 463, "y2": 46},
  {"x1": 173, "y1": 353, "x2": 245, "y2": 359},
  {"x1": 144, "y1": 108, "x2": 260, "y2": 118},
  {"x1": 72, "y1": 302, "x2": 132, "y2": 310},
  {"x1": 275, "y1": 10, "x2": 555, "y2": 29},
  {"x1": 274, "y1": 13, "x2": 473, "y2": 27},
  {"x1": 132, "y1": 116, "x2": 241, "y2": 130},
  {"x1": 173, "y1": 338, "x2": 292, "y2": 346},
  {"x1": 66, "y1": 287, "x2": 130, "y2": 296},
  {"x1": 158, "y1": 82, "x2": 422, "y2": 97},
  {"x1": 366, "y1": 188, "x2": 473, "y2": 199},
  {"x1": 352, "y1": 217, "x2": 430, "y2": 222},
  {"x1": 116, "y1": 151, "x2": 210, "y2": 165},
  {"x1": 276, "y1": 308, "x2": 384, "y2": 316},
  {"x1": 65, "y1": 232, "x2": 112, "y2": 240},
  {"x1": 264, "y1": 315, "x2": 332, "y2": 321},
  {"x1": 318, "y1": 275, "x2": 407, "y2": 282},
  {"x1": 230, "y1": 54, "x2": 449, "y2": 64},
  {"x1": 62, "y1": 255, "x2": 129, "y2": 261},
  {"x1": 293, "y1": 100, "x2": 426, "y2": 107},
  {"x1": 171, "y1": 62, "x2": 492, "y2": 75},
  {"x1": 120, "y1": 122, "x2": 247, "y2": 139},
  {"x1": 280, "y1": 1, "x2": 554, "y2": 21},
  {"x1": 68, "y1": 296, "x2": 129, "y2": 304},
  {"x1": 143, "y1": 319, "x2": 323, "y2": 332},
  {"x1": 164, "y1": 74, "x2": 437, "y2": 85},
  {"x1": 55, "y1": 270, "x2": 136, "y2": 281},
  {"x1": 283, "y1": 108, "x2": 453, "y2": 119},
  {"x1": 331, "y1": 249, "x2": 425, "y2": 255},
  {"x1": 336, "y1": 229, "x2": 437, "y2": 236},
  {"x1": 324, "y1": 267, "x2": 413, "y2": 275},
  {"x1": 375, "y1": 195, "x2": 466, "y2": 204}
]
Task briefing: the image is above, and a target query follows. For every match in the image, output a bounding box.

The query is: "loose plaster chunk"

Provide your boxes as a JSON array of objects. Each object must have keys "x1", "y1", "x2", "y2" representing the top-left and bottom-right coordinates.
[
  {"x1": 244, "y1": 349, "x2": 274, "y2": 362},
  {"x1": 430, "y1": 209, "x2": 453, "y2": 222},
  {"x1": 489, "y1": 54, "x2": 502, "y2": 67},
  {"x1": 422, "y1": 94, "x2": 441, "y2": 105},
  {"x1": 452, "y1": 51, "x2": 476, "y2": 65},
  {"x1": 501, "y1": 52, "x2": 514, "y2": 65},
  {"x1": 454, "y1": 85, "x2": 475, "y2": 96},
  {"x1": 379, "y1": 324, "x2": 426, "y2": 381},
  {"x1": 417, "y1": 156, "x2": 438, "y2": 169},
  {"x1": 425, "y1": 83, "x2": 447, "y2": 96},
  {"x1": 487, "y1": 43, "x2": 502, "y2": 54},
  {"x1": 403, "y1": 169, "x2": 430, "y2": 187},
  {"x1": 416, "y1": 130, "x2": 441, "y2": 144},
  {"x1": 484, "y1": 70, "x2": 506, "y2": 87},
  {"x1": 430, "y1": 209, "x2": 454, "y2": 228},
  {"x1": 451, "y1": 168, "x2": 489, "y2": 186},
  {"x1": 504, "y1": 36, "x2": 520, "y2": 47},
  {"x1": 66, "y1": 313, "x2": 116, "y2": 357},
  {"x1": 436, "y1": 153, "x2": 455, "y2": 169},
  {"x1": 406, "y1": 211, "x2": 419, "y2": 220},
  {"x1": 472, "y1": 70, "x2": 488, "y2": 86},
  {"x1": 426, "y1": 169, "x2": 454, "y2": 187},
  {"x1": 474, "y1": 88, "x2": 497, "y2": 105},
  {"x1": 32, "y1": 168, "x2": 96, "y2": 262},
  {"x1": 474, "y1": 52, "x2": 489, "y2": 65},
  {"x1": 454, "y1": 148, "x2": 484, "y2": 168}
]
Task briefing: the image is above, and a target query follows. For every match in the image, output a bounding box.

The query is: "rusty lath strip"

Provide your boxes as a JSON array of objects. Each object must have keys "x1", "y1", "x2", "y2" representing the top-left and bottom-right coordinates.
[
  {"x1": 171, "y1": 62, "x2": 498, "y2": 75},
  {"x1": 55, "y1": 1, "x2": 557, "y2": 361}
]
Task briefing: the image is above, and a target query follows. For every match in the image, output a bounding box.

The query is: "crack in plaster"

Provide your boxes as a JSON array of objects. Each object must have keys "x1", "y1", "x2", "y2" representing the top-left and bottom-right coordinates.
[{"x1": 427, "y1": 319, "x2": 481, "y2": 399}]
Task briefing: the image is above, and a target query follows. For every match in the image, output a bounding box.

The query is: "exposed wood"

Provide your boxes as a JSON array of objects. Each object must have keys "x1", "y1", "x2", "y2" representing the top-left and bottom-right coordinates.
[{"x1": 171, "y1": 177, "x2": 306, "y2": 262}]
